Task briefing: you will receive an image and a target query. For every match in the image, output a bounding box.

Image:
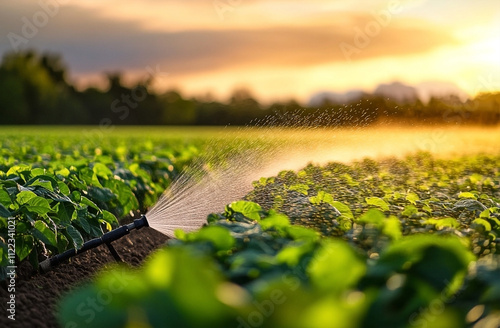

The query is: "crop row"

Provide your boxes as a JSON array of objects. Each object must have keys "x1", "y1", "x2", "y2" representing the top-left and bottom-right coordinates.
[
  {"x1": 247, "y1": 153, "x2": 500, "y2": 258},
  {"x1": 58, "y1": 152, "x2": 500, "y2": 327},
  {"x1": 0, "y1": 132, "x2": 201, "y2": 280},
  {"x1": 59, "y1": 200, "x2": 500, "y2": 328}
]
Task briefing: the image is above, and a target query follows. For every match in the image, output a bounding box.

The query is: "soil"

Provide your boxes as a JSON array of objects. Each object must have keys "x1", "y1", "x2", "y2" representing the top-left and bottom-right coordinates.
[{"x1": 0, "y1": 227, "x2": 169, "y2": 328}]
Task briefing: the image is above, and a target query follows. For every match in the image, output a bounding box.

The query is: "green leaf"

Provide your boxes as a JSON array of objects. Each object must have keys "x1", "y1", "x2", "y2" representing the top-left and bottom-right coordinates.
[
  {"x1": 100, "y1": 210, "x2": 118, "y2": 228},
  {"x1": 79, "y1": 168, "x2": 103, "y2": 188},
  {"x1": 56, "y1": 234, "x2": 69, "y2": 253},
  {"x1": 426, "y1": 217, "x2": 460, "y2": 230},
  {"x1": 422, "y1": 204, "x2": 432, "y2": 213},
  {"x1": 88, "y1": 187, "x2": 115, "y2": 203},
  {"x1": 26, "y1": 174, "x2": 60, "y2": 190},
  {"x1": 286, "y1": 225, "x2": 319, "y2": 241},
  {"x1": 288, "y1": 183, "x2": 309, "y2": 195},
  {"x1": 33, "y1": 220, "x2": 57, "y2": 246},
  {"x1": 402, "y1": 205, "x2": 418, "y2": 217},
  {"x1": 69, "y1": 175, "x2": 87, "y2": 190},
  {"x1": 57, "y1": 202, "x2": 74, "y2": 225},
  {"x1": 103, "y1": 179, "x2": 138, "y2": 216},
  {"x1": 331, "y1": 201, "x2": 354, "y2": 220},
  {"x1": 308, "y1": 240, "x2": 366, "y2": 292},
  {"x1": 7, "y1": 165, "x2": 31, "y2": 177},
  {"x1": 91, "y1": 172, "x2": 103, "y2": 187},
  {"x1": 193, "y1": 226, "x2": 235, "y2": 251},
  {"x1": 16, "y1": 221, "x2": 28, "y2": 233},
  {"x1": 26, "y1": 196, "x2": 51, "y2": 215},
  {"x1": 57, "y1": 182, "x2": 71, "y2": 196},
  {"x1": 77, "y1": 217, "x2": 91, "y2": 234},
  {"x1": 472, "y1": 218, "x2": 491, "y2": 232},
  {"x1": 406, "y1": 192, "x2": 420, "y2": 205},
  {"x1": 0, "y1": 188, "x2": 12, "y2": 206},
  {"x1": 30, "y1": 179, "x2": 54, "y2": 191},
  {"x1": 375, "y1": 235, "x2": 474, "y2": 293},
  {"x1": 229, "y1": 201, "x2": 262, "y2": 221},
  {"x1": 175, "y1": 229, "x2": 186, "y2": 240},
  {"x1": 59, "y1": 247, "x2": 228, "y2": 327},
  {"x1": 309, "y1": 191, "x2": 335, "y2": 206},
  {"x1": 469, "y1": 173, "x2": 483, "y2": 184},
  {"x1": 341, "y1": 173, "x2": 359, "y2": 187},
  {"x1": 80, "y1": 196, "x2": 100, "y2": 211},
  {"x1": 0, "y1": 203, "x2": 11, "y2": 218},
  {"x1": 392, "y1": 191, "x2": 403, "y2": 200},
  {"x1": 365, "y1": 197, "x2": 390, "y2": 212},
  {"x1": 66, "y1": 225, "x2": 84, "y2": 250},
  {"x1": 260, "y1": 210, "x2": 290, "y2": 231},
  {"x1": 15, "y1": 235, "x2": 34, "y2": 261},
  {"x1": 0, "y1": 243, "x2": 8, "y2": 266},
  {"x1": 277, "y1": 242, "x2": 313, "y2": 266},
  {"x1": 458, "y1": 192, "x2": 477, "y2": 199},
  {"x1": 16, "y1": 190, "x2": 37, "y2": 204},
  {"x1": 358, "y1": 208, "x2": 386, "y2": 226},
  {"x1": 71, "y1": 190, "x2": 81, "y2": 203},
  {"x1": 255, "y1": 177, "x2": 275, "y2": 187},
  {"x1": 31, "y1": 168, "x2": 45, "y2": 177},
  {"x1": 383, "y1": 215, "x2": 402, "y2": 240},
  {"x1": 56, "y1": 168, "x2": 70, "y2": 178},
  {"x1": 92, "y1": 163, "x2": 113, "y2": 180},
  {"x1": 479, "y1": 209, "x2": 491, "y2": 218}
]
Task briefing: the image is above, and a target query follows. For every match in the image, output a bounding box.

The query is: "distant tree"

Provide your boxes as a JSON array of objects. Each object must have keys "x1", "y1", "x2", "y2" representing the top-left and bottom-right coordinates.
[
  {"x1": 227, "y1": 88, "x2": 261, "y2": 124},
  {"x1": 265, "y1": 100, "x2": 302, "y2": 126},
  {"x1": 472, "y1": 92, "x2": 500, "y2": 124},
  {"x1": 1, "y1": 49, "x2": 499, "y2": 126},
  {"x1": 76, "y1": 87, "x2": 114, "y2": 125},
  {"x1": 195, "y1": 100, "x2": 230, "y2": 125},
  {"x1": 0, "y1": 51, "x2": 57, "y2": 123},
  {"x1": 160, "y1": 90, "x2": 197, "y2": 125},
  {"x1": 0, "y1": 50, "x2": 87, "y2": 124},
  {"x1": 40, "y1": 53, "x2": 68, "y2": 85},
  {"x1": 0, "y1": 68, "x2": 30, "y2": 124}
]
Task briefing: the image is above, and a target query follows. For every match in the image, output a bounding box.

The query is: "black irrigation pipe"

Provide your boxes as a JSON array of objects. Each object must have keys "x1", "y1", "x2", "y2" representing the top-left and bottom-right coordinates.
[{"x1": 39, "y1": 215, "x2": 149, "y2": 273}]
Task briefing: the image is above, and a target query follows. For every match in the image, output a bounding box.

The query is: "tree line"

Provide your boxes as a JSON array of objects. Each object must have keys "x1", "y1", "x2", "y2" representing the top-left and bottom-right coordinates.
[{"x1": 0, "y1": 50, "x2": 499, "y2": 126}]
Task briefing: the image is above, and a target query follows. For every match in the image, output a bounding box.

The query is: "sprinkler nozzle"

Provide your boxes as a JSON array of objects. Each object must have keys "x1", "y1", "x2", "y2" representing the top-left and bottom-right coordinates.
[
  {"x1": 39, "y1": 215, "x2": 149, "y2": 273},
  {"x1": 131, "y1": 215, "x2": 149, "y2": 230}
]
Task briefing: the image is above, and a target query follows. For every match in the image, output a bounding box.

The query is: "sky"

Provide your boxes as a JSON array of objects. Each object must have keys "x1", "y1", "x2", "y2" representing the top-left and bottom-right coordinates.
[{"x1": 1, "y1": 0, "x2": 499, "y2": 103}]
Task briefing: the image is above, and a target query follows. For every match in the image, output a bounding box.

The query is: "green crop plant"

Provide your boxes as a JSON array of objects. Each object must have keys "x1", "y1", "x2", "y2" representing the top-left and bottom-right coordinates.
[{"x1": 0, "y1": 128, "x2": 202, "y2": 280}]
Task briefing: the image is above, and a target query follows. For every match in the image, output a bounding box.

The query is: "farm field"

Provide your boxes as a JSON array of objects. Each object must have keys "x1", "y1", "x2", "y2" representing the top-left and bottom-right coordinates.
[{"x1": 1, "y1": 125, "x2": 500, "y2": 328}]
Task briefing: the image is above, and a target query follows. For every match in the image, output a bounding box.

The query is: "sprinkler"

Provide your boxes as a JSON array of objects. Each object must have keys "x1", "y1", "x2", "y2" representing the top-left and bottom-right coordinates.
[{"x1": 39, "y1": 215, "x2": 149, "y2": 273}]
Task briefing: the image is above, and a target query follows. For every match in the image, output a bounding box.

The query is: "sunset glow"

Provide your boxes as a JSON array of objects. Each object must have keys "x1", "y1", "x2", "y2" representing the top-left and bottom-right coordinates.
[{"x1": 1, "y1": 0, "x2": 498, "y2": 103}]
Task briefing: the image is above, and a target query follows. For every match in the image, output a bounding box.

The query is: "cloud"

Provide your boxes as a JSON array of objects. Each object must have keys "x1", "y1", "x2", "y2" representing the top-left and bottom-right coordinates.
[{"x1": 0, "y1": 1, "x2": 458, "y2": 79}]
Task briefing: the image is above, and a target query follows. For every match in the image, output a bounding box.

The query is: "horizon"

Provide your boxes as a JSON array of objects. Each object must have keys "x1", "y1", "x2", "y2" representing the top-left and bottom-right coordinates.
[{"x1": 1, "y1": 0, "x2": 499, "y2": 103}]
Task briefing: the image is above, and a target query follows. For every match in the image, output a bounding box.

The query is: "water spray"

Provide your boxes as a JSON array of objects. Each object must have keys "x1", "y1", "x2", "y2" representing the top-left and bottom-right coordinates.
[
  {"x1": 38, "y1": 113, "x2": 375, "y2": 274},
  {"x1": 39, "y1": 216, "x2": 149, "y2": 273}
]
